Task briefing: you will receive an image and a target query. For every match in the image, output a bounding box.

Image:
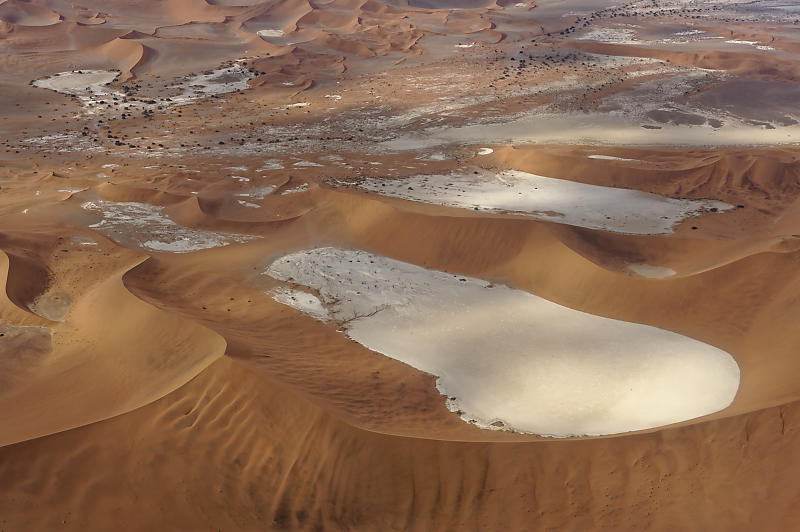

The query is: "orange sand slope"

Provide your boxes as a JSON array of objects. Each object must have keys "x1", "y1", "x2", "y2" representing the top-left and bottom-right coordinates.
[{"x1": 3, "y1": 0, "x2": 800, "y2": 529}]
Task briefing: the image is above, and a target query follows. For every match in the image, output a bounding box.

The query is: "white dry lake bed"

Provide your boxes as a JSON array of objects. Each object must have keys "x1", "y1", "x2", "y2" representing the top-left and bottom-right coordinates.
[
  {"x1": 266, "y1": 247, "x2": 740, "y2": 437},
  {"x1": 82, "y1": 200, "x2": 258, "y2": 253},
  {"x1": 354, "y1": 170, "x2": 732, "y2": 234}
]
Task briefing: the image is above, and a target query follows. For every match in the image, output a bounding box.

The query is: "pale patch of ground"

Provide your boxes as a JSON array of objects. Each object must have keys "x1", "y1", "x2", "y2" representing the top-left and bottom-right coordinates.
[
  {"x1": 169, "y1": 64, "x2": 256, "y2": 103},
  {"x1": 257, "y1": 160, "x2": 284, "y2": 171},
  {"x1": 32, "y1": 70, "x2": 118, "y2": 97},
  {"x1": 32, "y1": 63, "x2": 256, "y2": 118},
  {"x1": 277, "y1": 102, "x2": 310, "y2": 109},
  {"x1": 257, "y1": 29, "x2": 284, "y2": 38},
  {"x1": 588, "y1": 154, "x2": 638, "y2": 162},
  {"x1": 578, "y1": 27, "x2": 637, "y2": 44},
  {"x1": 237, "y1": 185, "x2": 275, "y2": 199},
  {"x1": 28, "y1": 290, "x2": 73, "y2": 321},
  {"x1": 22, "y1": 133, "x2": 104, "y2": 153},
  {"x1": 281, "y1": 183, "x2": 308, "y2": 195},
  {"x1": 725, "y1": 39, "x2": 775, "y2": 50},
  {"x1": 82, "y1": 200, "x2": 257, "y2": 253},
  {"x1": 269, "y1": 286, "x2": 330, "y2": 321},
  {"x1": 627, "y1": 264, "x2": 677, "y2": 279},
  {"x1": 354, "y1": 170, "x2": 732, "y2": 234},
  {"x1": 385, "y1": 111, "x2": 800, "y2": 149},
  {"x1": 265, "y1": 247, "x2": 741, "y2": 437}
]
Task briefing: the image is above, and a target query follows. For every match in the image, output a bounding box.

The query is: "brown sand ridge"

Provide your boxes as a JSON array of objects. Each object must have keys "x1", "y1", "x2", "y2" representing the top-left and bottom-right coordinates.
[{"x1": 4, "y1": 0, "x2": 800, "y2": 529}]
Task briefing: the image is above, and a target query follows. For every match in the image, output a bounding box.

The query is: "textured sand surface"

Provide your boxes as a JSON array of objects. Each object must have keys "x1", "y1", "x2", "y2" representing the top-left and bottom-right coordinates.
[{"x1": 4, "y1": 0, "x2": 800, "y2": 529}]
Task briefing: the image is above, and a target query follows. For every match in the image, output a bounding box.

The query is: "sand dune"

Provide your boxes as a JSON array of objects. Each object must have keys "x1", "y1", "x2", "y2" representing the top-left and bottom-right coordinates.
[
  {"x1": 266, "y1": 246, "x2": 740, "y2": 437},
  {"x1": 4, "y1": 0, "x2": 800, "y2": 528},
  {"x1": 0, "y1": 355, "x2": 796, "y2": 531},
  {"x1": 0, "y1": 236, "x2": 227, "y2": 446},
  {"x1": 0, "y1": 1, "x2": 61, "y2": 26}
]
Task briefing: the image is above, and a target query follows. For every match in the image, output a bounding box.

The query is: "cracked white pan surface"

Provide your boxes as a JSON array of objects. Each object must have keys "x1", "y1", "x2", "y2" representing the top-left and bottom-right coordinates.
[{"x1": 265, "y1": 247, "x2": 740, "y2": 437}]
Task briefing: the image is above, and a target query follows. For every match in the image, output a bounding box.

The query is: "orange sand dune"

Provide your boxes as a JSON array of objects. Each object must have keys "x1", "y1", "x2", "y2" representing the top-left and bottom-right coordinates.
[
  {"x1": 0, "y1": 232, "x2": 226, "y2": 446},
  {"x1": 0, "y1": 354, "x2": 797, "y2": 531},
  {"x1": 4, "y1": 0, "x2": 800, "y2": 529},
  {"x1": 88, "y1": 37, "x2": 149, "y2": 80},
  {"x1": 0, "y1": 0, "x2": 61, "y2": 26}
]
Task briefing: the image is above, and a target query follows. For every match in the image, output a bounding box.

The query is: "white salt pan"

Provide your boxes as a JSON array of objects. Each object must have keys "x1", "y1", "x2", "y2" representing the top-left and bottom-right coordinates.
[
  {"x1": 265, "y1": 247, "x2": 740, "y2": 437},
  {"x1": 257, "y1": 29, "x2": 284, "y2": 38},
  {"x1": 242, "y1": 185, "x2": 275, "y2": 199},
  {"x1": 278, "y1": 102, "x2": 310, "y2": 109},
  {"x1": 588, "y1": 154, "x2": 638, "y2": 162},
  {"x1": 281, "y1": 183, "x2": 308, "y2": 195},
  {"x1": 169, "y1": 64, "x2": 256, "y2": 102},
  {"x1": 82, "y1": 200, "x2": 257, "y2": 253},
  {"x1": 257, "y1": 160, "x2": 284, "y2": 171},
  {"x1": 33, "y1": 70, "x2": 117, "y2": 95},
  {"x1": 628, "y1": 264, "x2": 677, "y2": 279},
  {"x1": 355, "y1": 170, "x2": 731, "y2": 234},
  {"x1": 270, "y1": 287, "x2": 329, "y2": 321}
]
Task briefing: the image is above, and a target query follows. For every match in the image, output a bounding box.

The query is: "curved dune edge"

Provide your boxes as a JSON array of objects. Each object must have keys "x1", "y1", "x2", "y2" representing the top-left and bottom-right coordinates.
[
  {"x1": 0, "y1": 245, "x2": 227, "y2": 447},
  {"x1": 0, "y1": 249, "x2": 52, "y2": 326},
  {"x1": 87, "y1": 38, "x2": 150, "y2": 81},
  {"x1": 3, "y1": 145, "x2": 800, "y2": 443},
  {"x1": 0, "y1": 355, "x2": 797, "y2": 531},
  {"x1": 265, "y1": 246, "x2": 741, "y2": 437},
  {"x1": 84, "y1": 179, "x2": 799, "y2": 443}
]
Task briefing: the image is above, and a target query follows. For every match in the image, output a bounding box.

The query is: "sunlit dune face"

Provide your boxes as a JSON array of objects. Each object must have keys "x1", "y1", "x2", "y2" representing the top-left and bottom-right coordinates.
[{"x1": 266, "y1": 247, "x2": 740, "y2": 437}]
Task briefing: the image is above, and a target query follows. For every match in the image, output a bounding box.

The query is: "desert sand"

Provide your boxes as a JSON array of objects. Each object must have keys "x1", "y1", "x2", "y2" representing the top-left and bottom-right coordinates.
[{"x1": 3, "y1": 0, "x2": 800, "y2": 529}]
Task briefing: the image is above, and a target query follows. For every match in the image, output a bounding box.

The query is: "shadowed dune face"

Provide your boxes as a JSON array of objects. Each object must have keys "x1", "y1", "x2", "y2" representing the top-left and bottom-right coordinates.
[{"x1": 5, "y1": 0, "x2": 800, "y2": 528}]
